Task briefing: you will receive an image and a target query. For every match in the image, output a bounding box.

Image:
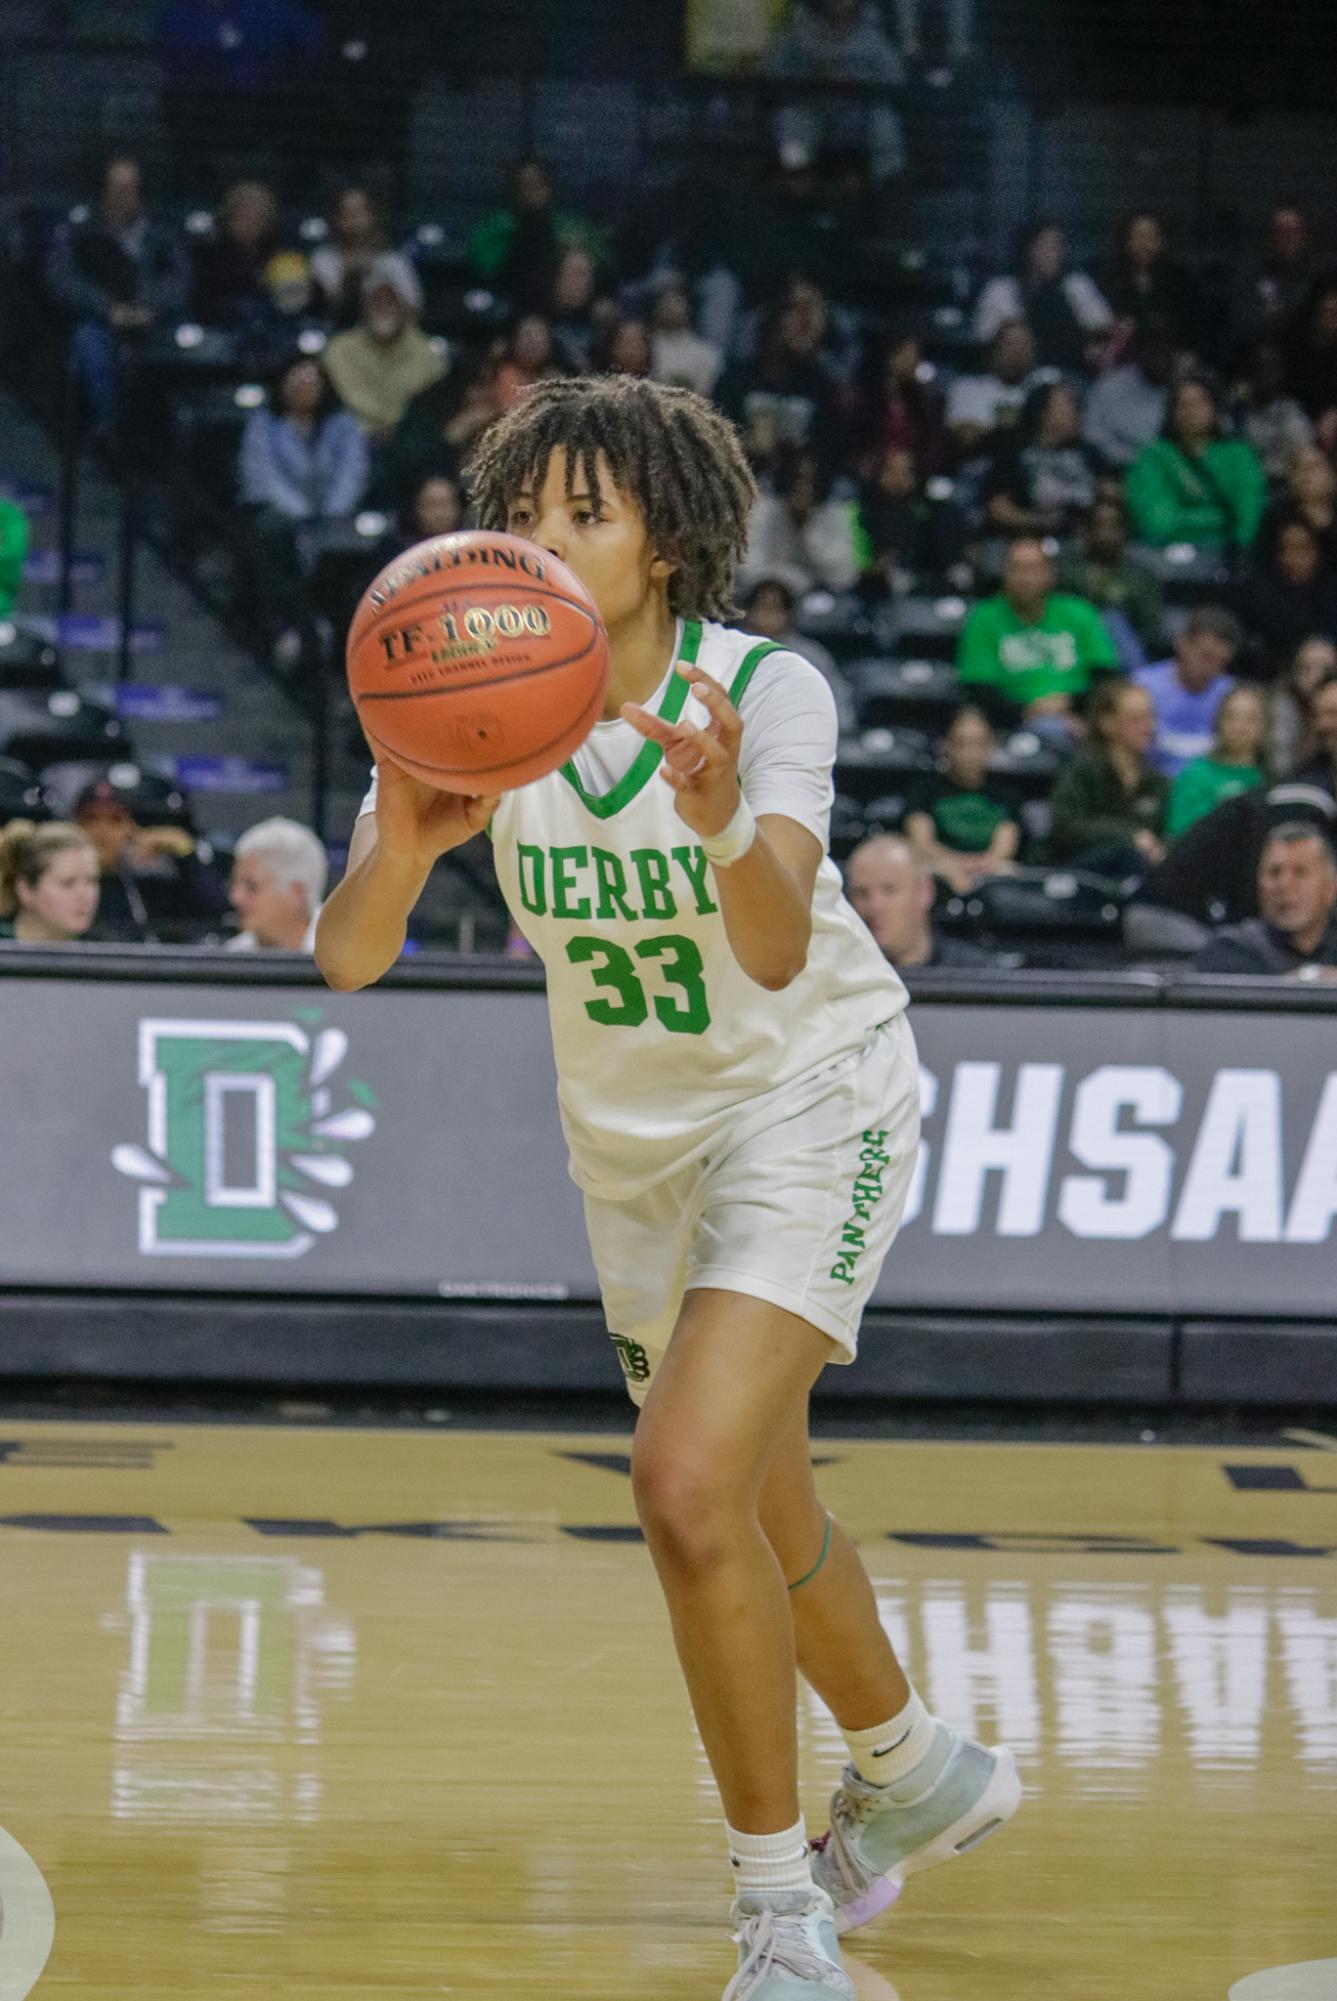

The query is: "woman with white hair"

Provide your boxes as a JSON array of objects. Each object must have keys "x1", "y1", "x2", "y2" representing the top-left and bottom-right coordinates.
[{"x1": 226, "y1": 816, "x2": 328, "y2": 952}]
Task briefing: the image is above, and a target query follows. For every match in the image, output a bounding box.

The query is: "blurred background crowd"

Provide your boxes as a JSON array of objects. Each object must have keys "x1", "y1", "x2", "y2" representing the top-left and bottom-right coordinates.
[{"x1": 0, "y1": 0, "x2": 1335, "y2": 976}]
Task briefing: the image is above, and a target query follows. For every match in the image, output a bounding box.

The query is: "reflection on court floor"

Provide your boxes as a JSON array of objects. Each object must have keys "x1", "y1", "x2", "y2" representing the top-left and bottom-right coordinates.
[{"x1": 0, "y1": 1421, "x2": 1331, "y2": 1997}]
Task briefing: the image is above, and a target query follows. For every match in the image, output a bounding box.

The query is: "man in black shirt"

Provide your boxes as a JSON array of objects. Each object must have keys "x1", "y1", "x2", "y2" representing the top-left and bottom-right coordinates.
[
  {"x1": 74, "y1": 775, "x2": 229, "y2": 943},
  {"x1": 45, "y1": 155, "x2": 189, "y2": 441},
  {"x1": 1196, "y1": 823, "x2": 1337, "y2": 974},
  {"x1": 844, "y1": 833, "x2": 992, "y2": 969}
]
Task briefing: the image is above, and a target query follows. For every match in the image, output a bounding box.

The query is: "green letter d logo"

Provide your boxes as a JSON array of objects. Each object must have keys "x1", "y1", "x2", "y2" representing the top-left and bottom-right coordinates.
[{"x1": 113, "y1": 1018, "x2": 375, "y2": 1257}]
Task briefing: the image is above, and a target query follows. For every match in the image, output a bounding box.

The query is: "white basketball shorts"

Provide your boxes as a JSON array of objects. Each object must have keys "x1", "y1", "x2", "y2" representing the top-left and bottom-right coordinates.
[{"x1": 582, "y1": 1013, "x2": 920, "y2": 1405}]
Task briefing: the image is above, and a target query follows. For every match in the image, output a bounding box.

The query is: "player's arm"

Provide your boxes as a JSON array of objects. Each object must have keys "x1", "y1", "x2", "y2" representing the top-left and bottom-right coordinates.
[
  {"x1": 623, "y1": 664, "x2": 819, "y2": 992},
  {"x1": 714, "y1": 811, "x2": 821, "y2": 990},
  {"x1": 315, "y1": 759, "x2": 498, "y2": 992}
]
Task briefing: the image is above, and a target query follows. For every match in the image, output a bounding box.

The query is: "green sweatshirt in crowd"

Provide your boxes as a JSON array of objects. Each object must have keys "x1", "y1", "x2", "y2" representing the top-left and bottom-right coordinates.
[
  {"x1": 1125, "y1": 437, "x2": 1267, "y2": 551},
  {"x1": 468, "y1": 207, "x2": 609, "y2": 281},
  {"x1": 1165, "y1": 756, "x2": 1265, "y2": 838},
  {"x1": 957, "y1": 592, "x2": 1118, "y2": 709}
]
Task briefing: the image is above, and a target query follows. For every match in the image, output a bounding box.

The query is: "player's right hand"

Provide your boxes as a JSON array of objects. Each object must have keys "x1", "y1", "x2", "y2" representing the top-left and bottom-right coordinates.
[{"x1": 373, "y1": 752, "x2": 499, "y2": 867}]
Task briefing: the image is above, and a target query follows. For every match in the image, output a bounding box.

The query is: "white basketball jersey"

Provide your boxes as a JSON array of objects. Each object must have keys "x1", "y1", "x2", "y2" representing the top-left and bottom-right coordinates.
[
  {"x1": 360, "y1": 616, "x2": 908, "y2": 1192},
  {"x1": 486, "y1": 616, "x2": 907, "y2": 1198}
]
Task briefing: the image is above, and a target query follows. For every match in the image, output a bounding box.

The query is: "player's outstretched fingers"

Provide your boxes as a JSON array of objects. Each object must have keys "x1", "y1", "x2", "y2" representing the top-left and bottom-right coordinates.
[
  {"x1": 678, "y1": 665, "x2": 744, "y2": 749},
  {"x1": 620, "y1": 701, "x2": 678, "y2": 745}
]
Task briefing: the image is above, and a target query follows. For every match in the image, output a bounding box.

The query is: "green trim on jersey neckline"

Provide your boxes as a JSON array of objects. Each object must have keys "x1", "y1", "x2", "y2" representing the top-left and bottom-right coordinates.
[
  {"x1": 557, "y1": 618, "x2": 699, "y2": 818},
  {"x1": 556, "y1": 624, "x2": 785, "y2": 819}
]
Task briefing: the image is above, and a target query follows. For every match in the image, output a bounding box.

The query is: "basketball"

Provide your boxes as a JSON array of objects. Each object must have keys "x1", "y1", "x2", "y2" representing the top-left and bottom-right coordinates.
[{"x1": 346, "y1": 529, "x2": 610, "y2": 793}]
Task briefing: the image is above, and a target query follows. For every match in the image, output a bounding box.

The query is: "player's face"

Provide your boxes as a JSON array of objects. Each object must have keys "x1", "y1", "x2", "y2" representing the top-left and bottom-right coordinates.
[{"x1": 505, "y1": 450, "x2": 666, "y2": 635}]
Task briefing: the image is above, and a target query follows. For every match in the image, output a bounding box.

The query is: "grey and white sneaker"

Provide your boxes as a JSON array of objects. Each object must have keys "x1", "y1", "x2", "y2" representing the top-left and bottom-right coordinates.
[
  {"x1": 722, "y1": 1888, "x2": 855, "y2": 1999},
  {"x1": 811, "y1": 1727, "x2": 1021, "y2": 1935}
]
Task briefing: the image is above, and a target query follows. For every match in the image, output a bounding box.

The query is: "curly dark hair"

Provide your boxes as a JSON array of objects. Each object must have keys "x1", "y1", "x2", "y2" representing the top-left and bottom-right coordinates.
[{"x1": 466, "y1": 375, "x2": 757, "y2": 621}]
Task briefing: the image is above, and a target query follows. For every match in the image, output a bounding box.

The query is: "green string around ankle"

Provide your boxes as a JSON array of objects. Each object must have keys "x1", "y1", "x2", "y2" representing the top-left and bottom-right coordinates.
[{"x1": 787, "y1": 1512, "x2": 833, "y2": 1593}]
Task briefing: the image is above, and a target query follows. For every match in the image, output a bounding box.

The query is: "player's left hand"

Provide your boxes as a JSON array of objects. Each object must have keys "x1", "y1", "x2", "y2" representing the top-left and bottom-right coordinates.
[{"x1": 621, "y1": 663, "x2": 742, "y2": 841}]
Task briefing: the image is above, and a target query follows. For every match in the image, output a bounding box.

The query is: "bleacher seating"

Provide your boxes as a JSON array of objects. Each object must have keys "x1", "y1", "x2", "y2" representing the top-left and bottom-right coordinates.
[
  {"x1": 0, "y1": 688, "x2": 126, "y2": 770},
  {"x1": 40, "y1": 759, "x2": 192, "y2": 829},
  {"x1": 847, "y1": 656, "x2": 959, "y2": 733},
  {"x1": 0, "y1": 754, "x2": 47, "y2": 821},
  {"x1": 0, "y1": 620, "x2": 64, "y2": 690},
  {"x1": 939, "y1": 868, "x2": 1130, "y2": 970},
  {"x1": 873, "y1": 595, "x2": 970, "y2": 662}
]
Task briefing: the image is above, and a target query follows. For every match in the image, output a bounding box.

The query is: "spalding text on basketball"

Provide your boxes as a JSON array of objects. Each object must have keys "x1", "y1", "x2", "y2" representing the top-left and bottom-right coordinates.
[{"x1": 367, "y1": 538, "x2": 549, "y2": 608}]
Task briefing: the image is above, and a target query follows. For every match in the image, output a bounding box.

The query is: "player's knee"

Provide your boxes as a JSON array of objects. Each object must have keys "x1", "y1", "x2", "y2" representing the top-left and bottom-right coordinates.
[{"x1": 631, "y1": 1438, "x2": 744, "y2": 1571}]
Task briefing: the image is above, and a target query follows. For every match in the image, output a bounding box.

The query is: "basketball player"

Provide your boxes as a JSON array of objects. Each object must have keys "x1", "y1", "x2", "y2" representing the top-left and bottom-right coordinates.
[{"x1": 316, "y1": 377, "x2": 1019, "y2": 1999}]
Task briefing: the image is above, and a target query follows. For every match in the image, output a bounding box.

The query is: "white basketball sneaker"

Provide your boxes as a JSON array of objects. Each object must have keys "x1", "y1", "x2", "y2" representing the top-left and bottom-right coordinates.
[
  {"x1": 722, "y1": 1888, "x2": 855, "y2": 1999},
  {"x1": 811, "y1": 1726, "x2": 1021, "y2": 1934}
]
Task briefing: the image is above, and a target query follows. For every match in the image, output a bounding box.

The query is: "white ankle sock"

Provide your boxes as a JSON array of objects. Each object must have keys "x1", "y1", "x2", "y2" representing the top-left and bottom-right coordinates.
[
  {"x1": 726, "y1": 1817, "x2": 814, "y2": 1897},
  {"x1": 844, "y1": 1689, "x2": 937, "y2": 1786}
]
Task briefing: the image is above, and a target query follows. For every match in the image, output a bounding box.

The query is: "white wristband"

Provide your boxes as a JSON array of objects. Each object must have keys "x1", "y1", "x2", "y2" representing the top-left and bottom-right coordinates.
[{"x1": 701, "y1": 795, "x2": 756, "y2": 868}]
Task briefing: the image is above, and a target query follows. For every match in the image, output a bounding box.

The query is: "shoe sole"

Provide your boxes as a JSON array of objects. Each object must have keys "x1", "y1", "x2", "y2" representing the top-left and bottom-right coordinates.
[{"x1": 832, "y1": 1746, "x2": 1023, "y2": 1937}]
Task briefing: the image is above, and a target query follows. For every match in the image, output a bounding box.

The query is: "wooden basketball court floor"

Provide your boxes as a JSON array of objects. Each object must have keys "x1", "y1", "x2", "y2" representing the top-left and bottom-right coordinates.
[{"x1": 0, "y1": 1413, "x2": 1333, "y2": 2000}]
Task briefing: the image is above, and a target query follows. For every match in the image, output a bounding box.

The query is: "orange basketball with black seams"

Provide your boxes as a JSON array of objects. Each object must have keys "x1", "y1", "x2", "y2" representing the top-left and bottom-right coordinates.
[{"x1": 346, "y1": 529, "x2": 611, "y2": 793}]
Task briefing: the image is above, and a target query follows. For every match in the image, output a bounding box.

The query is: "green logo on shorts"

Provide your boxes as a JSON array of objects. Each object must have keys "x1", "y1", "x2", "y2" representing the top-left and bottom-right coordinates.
[
  {"x1": 830, "y1": 1128, "x2": 891, "y2": 1287},
  {"x1": 610, "y1": 1334, "x2": 651, "y2": 1383}
]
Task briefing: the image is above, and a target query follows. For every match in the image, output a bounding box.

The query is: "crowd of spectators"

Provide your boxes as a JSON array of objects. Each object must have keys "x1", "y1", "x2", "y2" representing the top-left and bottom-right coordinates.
[
  {"x1": 0, "y1": 760, "x2": 328, "y2": 954},
  {"x1": 5, "y1": 1, "x2": 1337, "y2": 975}
]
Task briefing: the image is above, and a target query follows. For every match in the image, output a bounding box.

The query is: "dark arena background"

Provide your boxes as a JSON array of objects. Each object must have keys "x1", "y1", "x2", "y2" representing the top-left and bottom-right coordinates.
[{"x1": 0, "y1": 6, "x2": 1333, "y2": 1999}]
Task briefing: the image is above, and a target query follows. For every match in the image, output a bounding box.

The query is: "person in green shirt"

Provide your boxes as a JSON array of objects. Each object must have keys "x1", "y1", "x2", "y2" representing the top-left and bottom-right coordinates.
[
  {"x1": 1055, "y1": 494, "x2": 1164, "y2": 656},
  {"x1": 1049, "y1": 677, "x2": 1170, "y2": 874},
  {"x1": 1126, "y1": 376, "x2": 1267, "y2": 554},
  {"x1": 957, "y1": 536, "x2": 1119, "y2": 741},
  {"x1": 0, "y1": 496, "x2": 29, "y2": 616},
  {"x1": 1166, "y1": 683, "x2": 1269, "y2": 837},
  {"x1": 903, "y1": 703, "x2": 1021, "y2": 891},
  {"x1": 467, "y1": 157, "x2": 608, "y2": 308}
]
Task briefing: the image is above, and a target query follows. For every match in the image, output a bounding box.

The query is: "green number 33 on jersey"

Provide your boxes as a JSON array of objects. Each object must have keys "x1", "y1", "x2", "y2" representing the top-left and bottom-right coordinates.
[{"x1": 565, "y1": 934, "x2": 711, "y2": 1036}]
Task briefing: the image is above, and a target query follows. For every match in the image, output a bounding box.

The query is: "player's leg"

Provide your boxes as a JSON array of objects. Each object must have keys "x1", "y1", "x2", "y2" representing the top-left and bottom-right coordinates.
[
  {"x1": 630, "y1": 1286, "x2": 854, "y2": 1997},
  {"x1": 757, "y1": 1399, "x2": 910, "y2": 1727},
  {"x1": 631, "y1": 1286, "x2": 832, "y2": 1835},
  {"x1": 759, "y1": 1403, "x2": 1022, "y2": 1934}
]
